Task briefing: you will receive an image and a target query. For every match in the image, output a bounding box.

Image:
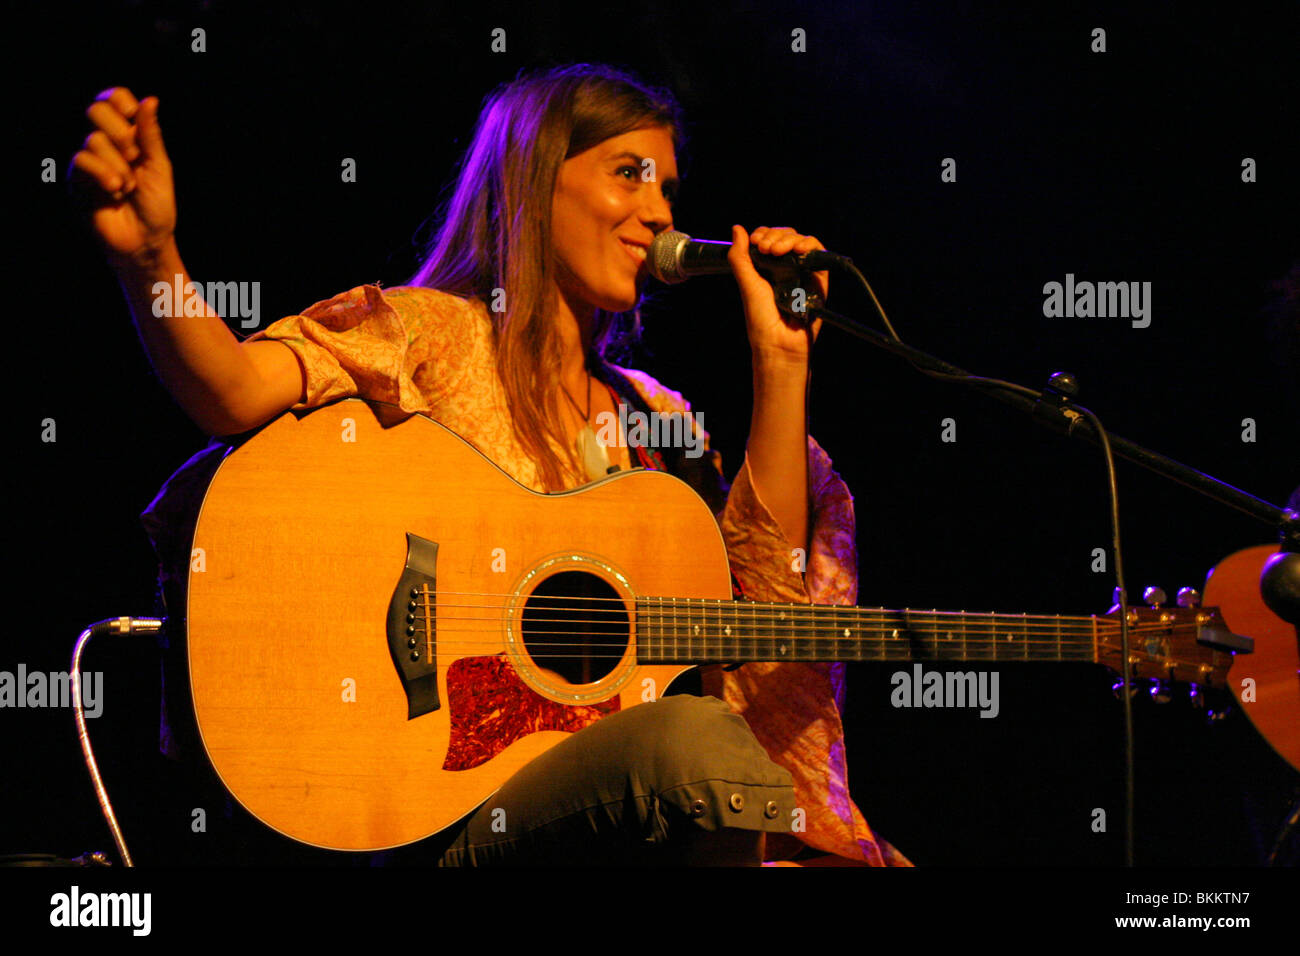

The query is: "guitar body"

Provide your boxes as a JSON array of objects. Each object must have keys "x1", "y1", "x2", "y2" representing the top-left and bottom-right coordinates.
[
  {"x1": 187, "y1": 401, "x2": 731, "y2": 851},
  {"x1": 1204, "y1": 545, "x2": 1300, "y2": 772}
]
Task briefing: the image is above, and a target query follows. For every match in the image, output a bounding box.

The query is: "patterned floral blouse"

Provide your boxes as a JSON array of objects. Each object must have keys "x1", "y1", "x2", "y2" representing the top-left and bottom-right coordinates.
[{"x1": 244, "y1": 282, "x2": 909, "y2": 866}]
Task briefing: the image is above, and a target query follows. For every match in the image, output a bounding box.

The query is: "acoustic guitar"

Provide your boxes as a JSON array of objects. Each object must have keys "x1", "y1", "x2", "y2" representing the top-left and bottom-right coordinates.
[{"x1": 185, "y1": 400, "x2": 1246, "y2": 851}]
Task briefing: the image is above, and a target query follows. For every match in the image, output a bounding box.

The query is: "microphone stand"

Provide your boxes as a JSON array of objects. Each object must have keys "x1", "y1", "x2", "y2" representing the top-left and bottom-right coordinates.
[{"x1": 802, "y1": 299, "x2": 1287, "y2": 528}]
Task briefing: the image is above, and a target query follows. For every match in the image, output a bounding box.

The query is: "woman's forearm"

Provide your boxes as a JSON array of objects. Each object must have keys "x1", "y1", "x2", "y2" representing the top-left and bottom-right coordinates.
[
  {"x1": 116, "y1": 239, "x2": 301, "y2": 435},
  {"x1": 746, "y1": 352, "x2": 810, "y2": 554}
]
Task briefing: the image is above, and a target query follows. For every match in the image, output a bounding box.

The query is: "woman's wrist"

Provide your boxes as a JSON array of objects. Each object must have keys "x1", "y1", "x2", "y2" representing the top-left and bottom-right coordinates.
[
  {"x1": 111, "y1": 234, "x2": 182, "y2": 283},
  {"x1": 751, "y1": 346, "x2": 809, "y2": 384}
]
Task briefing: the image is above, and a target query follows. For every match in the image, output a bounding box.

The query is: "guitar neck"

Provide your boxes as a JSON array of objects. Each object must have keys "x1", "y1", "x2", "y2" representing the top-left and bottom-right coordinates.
[{"x1": 637, "y1": 598, "x2": 1102, "y2": 665}]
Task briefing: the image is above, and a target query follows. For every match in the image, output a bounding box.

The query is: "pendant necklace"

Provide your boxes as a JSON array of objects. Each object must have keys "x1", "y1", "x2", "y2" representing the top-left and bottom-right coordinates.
[{"x1": 562, "y1": 372, "x2": 612, "y2": 481}]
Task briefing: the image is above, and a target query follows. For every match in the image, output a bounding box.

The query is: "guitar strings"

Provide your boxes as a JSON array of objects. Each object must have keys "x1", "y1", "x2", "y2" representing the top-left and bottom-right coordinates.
[
  {"x1": 425, "y1": 613, "x2": 1183, "y2": 637},
  {"x1": 410, "y1": 587, "x2": 1140, "y2": 621},
  {"x1": 420, "y1": 589, "x2": 1189, "y2": 624},
  {"x1": 308, "y1": 589, "x2": 1217, "y2": 662},
  {"x1": 409, "y1": 588, "x2": 1206, "y2": 631},
  {"x1": 424, "y1": 605, "x2": 1198, "y2": 635},
  {"x1": 380, "y1": 619, "x2": 1216, "y2": 665}
]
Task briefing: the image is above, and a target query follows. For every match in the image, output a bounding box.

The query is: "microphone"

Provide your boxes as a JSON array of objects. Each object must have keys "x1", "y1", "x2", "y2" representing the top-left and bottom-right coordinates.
[{"x1": 647, "y1": 229, "x2": 849, "y2": 285}]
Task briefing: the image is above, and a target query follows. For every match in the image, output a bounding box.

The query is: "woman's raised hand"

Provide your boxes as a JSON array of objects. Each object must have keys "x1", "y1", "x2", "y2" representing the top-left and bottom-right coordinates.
[
  {"x1": 727, "y1": 225, "x2": 828, "y2": 369},
  {"x1": 71, "y1": 88, "x2": 176, "y2": 268}
]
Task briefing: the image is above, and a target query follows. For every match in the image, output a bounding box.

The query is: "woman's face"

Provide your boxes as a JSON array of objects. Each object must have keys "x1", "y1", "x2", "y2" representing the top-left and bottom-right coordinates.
[{"x1": 551, "y1": 125, "x2": 679, "y2": 317}]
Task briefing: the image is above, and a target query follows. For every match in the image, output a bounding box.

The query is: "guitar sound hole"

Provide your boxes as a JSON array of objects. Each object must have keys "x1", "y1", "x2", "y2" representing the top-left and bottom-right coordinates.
[{"x1": 521, "y1": 572, "x2": 629, "y2": 685}]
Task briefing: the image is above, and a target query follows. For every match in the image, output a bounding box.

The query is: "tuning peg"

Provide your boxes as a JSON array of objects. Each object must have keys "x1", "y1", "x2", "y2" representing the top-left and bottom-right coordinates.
[
  {"x1": 1111, "y1": 678, "x2": 1140, "y2": 700},
  {"x1": 1142, "y1": 586, "x2": 1167, "y2": 609},
  {"x1": 1186, "y1": 683, "x2": 1205, "y2": 708},
  {"x1": 1176, "y1": 587, "x2": 1201, "y2": 608},
  {"x1": 1147, "y1": 679, "x2": 1172, "y2": 704}
]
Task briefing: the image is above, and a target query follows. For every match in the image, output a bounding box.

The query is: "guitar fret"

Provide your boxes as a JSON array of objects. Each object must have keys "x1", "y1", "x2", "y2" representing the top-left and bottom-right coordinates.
[
  {"x1": 696, "y1": 598, "x2": 704, "y2": 661},
  {"x1": 700, "y1": 598, "x2": 707, "y2": 661},
  {"x1": 708, "y1": 599, "x2": 715, "y2": 662},
  {"x1": 655, "y1": 598, "x2": 664, "y2": 662},
  {"x1": 745, "y1": 604, "x2": 758, "y2": 661},
  {"x1": 661, "y1": 598, "x2": 669, "y2": 661},
  {"x1": 703, "y1": 599, "x2": 710, "y2": 661},
  {"x1": 697, "y1": 599, "x2": 705, "y2": 663},
  {"x1": 723, "y1": 599, "x2": 734, "y2": 663},
  {"x1": 731, "y1": 603, "x2": 742, "y2": 662},
  {"x1": 699, "y1": 597, "x2": 707, "y2": 662},
  {"x1": 757, "y1": 604, "x2": 770, "y2": 661},
  {"x1": 849, "y1": 606, "x2": 860, "y2": 661},
  {"x1": 657, "y1": 598, "x2": 665, "y2": 661},
  {"x1": 873, "y1": 608, "x2": 891, "y2": 662},
  {"x1": 712, "y1": 601, "x2": 722, "y2": 661},
  {"x1": 802, "y1": 605, "x2": 814, "y2": 662},
  {"x1": 671, "y1": 596, "x2": 680, "y2": 662},
  {"x1": 972, "y1": 612, "x2": 986, "y2": 662},
  {"x1": 690, "y1": 598, "x2": 697, "y2": 660},
  {"x1": 656, "y1": 598, "x2": 665, "y2": 662},
  {"x1": 799, "y1": 604, "x2": 812, "y2": 661},
  {"x1": 721, "y1": 600, "x2": 731, "y2": 663},
  {"x1": 689, "y1": 600, "x2": 697, "y2": 662},
  {"x1": 647, "y1": 598, "x2": 658, "y2": 663},
  {"x1": 905, "y1": 610, "x2": 921, "y2": 660},
  {"x1": 803, "y1": 604, "x2": 816, "y2": 663},
  {"x1": 1024, "y1": 613, "x2": 1042, "y2": 660},
  {"x1": 796, "y1": 604, "x2": 805, "y2": 660},
  {"x1": 732, "y1": 600, "x2": 741, "y2": 663},
  {"x1": 704, "y1": 598, "x2": 712, "y2": 661},
  {"x1": 769, "y1": 600, "x2": 780, "y2": 660},
  {"x1": 717, "y1": 598, "x2": 728, "y2": 665},
  {"x1": 687, "y1": 596, "x2": 696, "y2": 662},
  {"x1": 821, "y1": 605, "x2": 831, "y2": 663}
]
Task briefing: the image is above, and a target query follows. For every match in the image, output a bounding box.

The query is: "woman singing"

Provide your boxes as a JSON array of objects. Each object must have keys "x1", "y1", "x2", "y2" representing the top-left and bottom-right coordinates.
[{"x1": 72, "y1": 63, "x2": 907, "y2": 866}]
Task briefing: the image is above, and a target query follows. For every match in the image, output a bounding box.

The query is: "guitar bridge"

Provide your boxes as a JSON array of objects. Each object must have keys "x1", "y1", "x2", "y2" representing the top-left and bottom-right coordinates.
[{"x1": 386, "y1": 533, "x2": 441, "y2": 719}]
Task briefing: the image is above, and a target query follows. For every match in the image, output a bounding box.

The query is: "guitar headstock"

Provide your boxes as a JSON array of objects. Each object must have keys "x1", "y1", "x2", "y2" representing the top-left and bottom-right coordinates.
[{"x1": 1094, "y1": 605, "x2": 1251, "y2": 689}]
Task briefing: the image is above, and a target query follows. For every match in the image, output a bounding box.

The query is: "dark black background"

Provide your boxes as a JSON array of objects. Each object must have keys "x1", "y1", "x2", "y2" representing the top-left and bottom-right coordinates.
[{"x1": 6, "y1": 0, "x2": 1298, "y2": 871}]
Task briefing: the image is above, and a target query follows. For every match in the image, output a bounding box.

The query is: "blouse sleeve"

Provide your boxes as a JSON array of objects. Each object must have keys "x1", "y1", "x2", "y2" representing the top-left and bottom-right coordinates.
[
  {"x1": 247, "y1": 284, "x2": 476, "y2": 415},
  {"x1": 619, "y1": 367, "x2": 910, "y2": 866}
]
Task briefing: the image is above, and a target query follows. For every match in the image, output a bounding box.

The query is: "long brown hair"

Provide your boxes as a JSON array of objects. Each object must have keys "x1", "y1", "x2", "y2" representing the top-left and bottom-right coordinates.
[{"x1": 411, "y1": 63, "x2": 686, "y2": 491}]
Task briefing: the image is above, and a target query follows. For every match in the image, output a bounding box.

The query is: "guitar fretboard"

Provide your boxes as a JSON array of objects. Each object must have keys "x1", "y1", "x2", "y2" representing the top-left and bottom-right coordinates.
[{"x1": 636, "y1": 598, "x2": 1102, "y2": 665}]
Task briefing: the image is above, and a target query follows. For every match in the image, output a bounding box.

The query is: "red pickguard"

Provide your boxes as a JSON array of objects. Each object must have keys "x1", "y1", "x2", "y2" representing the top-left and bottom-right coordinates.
[{"x1": 443, "y1": 655, "x2": 621, "y2": 771}]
